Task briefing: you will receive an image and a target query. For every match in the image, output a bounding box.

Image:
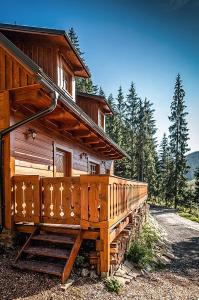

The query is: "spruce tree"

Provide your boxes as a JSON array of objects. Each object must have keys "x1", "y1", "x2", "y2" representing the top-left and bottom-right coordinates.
[
  {"x1": 125, "y1": 82, "x2": 139, "y2": 179},
  {"x1": 159, "y1": 133, "x2": 173, "y2": 205},
  {"x1": 68, "y1": 27, "x2": 84, "y2": 59},
  {"x1": 114, "y1": 86, "x2": 126, "y2": 147},
  {"x1": 68, "y1": 27, "x2": 98, "y2": 94},
  {"x1": 99, "y1": 87, "x2": 106, "y2": 97},
  {"x1": 136, "y1": 99, "x2": 145, "y2": 182},
  {"x1": 142, "y1": 99, "x2": 159, "y2": 199},
  {"x1": 114, "y1": 87, "x2": 127, "y2": 177},
  {"x1": 105, "y1": 94, "x2": 115, "y2": 139},
  {"x1": 135, "y1": 99, "x2": 158, "y2": 198},
  {"x1": 168, "y1": 74, "x2": 189, "y2": 208}
]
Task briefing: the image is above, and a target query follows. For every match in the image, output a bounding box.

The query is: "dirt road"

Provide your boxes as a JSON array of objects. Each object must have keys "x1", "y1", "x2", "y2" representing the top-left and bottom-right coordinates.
[{"x1": 151, "y1": 207, "x2": 199, "y2": 281}]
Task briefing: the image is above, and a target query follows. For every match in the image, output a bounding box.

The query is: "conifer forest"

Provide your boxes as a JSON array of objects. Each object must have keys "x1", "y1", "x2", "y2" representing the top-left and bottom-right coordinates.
[{"x1": 68, "y1": 28, "x2": 199, "y2": 210}]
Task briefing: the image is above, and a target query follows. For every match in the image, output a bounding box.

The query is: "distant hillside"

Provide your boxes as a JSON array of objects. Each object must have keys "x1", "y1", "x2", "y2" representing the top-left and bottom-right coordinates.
[{"x1": 186, "y1": 151, "x2": 199, "y2": 180}]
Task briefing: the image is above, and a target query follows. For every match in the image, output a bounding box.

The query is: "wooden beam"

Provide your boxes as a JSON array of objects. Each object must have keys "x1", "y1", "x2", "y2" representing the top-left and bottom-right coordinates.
[
  {"x1": 83, "y1": 136, "x2": 101, "y2": 144},
  {"x1": 57, "y1": 121, "x2": 80, "y2": 131},
  {"x1": 74, "y1": 66, "x2": 83, "y2": 72},
  {"x1": 10, "y1": 84, "x2": 47, "y2": 105},
  {"x1": 107, "y1": 153, "x2": 120, "y2": 157},
  {"x1": 72, "y1": 130, "x2": 92, "y2": 138},
  {"x1": 103, "y1": 149, "x2": 114, "y2": 154},
  {"x1": 45, "y1": 108, "x2": 66, "y2": 120},
  {"x1": 94, "y1": 142, "x2": 107, "y2": 149}
]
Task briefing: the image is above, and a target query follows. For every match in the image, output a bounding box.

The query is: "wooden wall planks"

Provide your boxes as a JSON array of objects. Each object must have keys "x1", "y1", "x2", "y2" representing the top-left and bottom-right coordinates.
[
  {"x1": 0, "y1": 46, "x2": 35, "y2": 91},
  {"x1": 11, "y1": 110, "x2": 113, "y2": 177},
  {"x1": 13, "y1": 39, "x2": 57, "y2": 83}
]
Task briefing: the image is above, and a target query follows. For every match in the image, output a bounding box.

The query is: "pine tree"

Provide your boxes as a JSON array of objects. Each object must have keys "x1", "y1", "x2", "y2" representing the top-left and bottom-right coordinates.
[
  {"x1": 76, "y1": 78, "x2": 98, "y2": 94},
  {"x1": 114, "y1": 86, "x2": 126, "y2": 147},
  {"x1": 68, "y1": 27, "x2": 84, "y2": 59},
  {"x1": 194, "y1": 167, "x2": 199, "y2": 204},
  {"x1": 143, "y1": 99, "x2": 158, "y2": 199},
  {"x1": 125, "y1": 82, "x2": 139, "y2": 179},
  {"x1": 114, "y1": 87, "x2": 127, "y2": 177},
  {"x1": 159, "y1": 133, "x2": 173, "y2": 205},
  {"x1": 92, "y1": 84, "x2": 99, "y2": 95},
  {"x1": 135, "y1": 99, "x2": 158, "y2": 198},
  {"x1": 99, "y1": 87, "x2": 105, "y2": 97},
  {"x1": 168, "y1": 74, "x2": 189, "y2": 208},
  {"x1": 68, "y1": 27, "x2": 98, "y2": 94},
  {"x1": 105, "y1": 94, "x2": 115, "y2": 139},
  {"x1": 136, "y1": 99, "x2": 145, "y2": 182}
]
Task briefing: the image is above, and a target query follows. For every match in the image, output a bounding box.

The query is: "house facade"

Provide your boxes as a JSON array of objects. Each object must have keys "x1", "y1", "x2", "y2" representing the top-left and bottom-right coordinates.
[{"x1": 0, "y1": 24, "x2": 147, "y2": 282}]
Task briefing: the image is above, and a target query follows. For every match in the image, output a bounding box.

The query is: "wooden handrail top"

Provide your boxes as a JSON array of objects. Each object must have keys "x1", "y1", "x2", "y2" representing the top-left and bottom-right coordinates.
[
  {"x1": 80, "y1": 174, "x2": 148, "y2": 186},
  {"x1": 12, "y1": 174, "x2": 147, "y2": 186}
]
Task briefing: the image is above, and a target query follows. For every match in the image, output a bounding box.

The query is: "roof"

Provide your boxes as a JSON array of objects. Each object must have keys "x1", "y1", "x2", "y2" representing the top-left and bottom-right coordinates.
[
  {"x1": 77, "y1": 92, "x2": 114, "y2": 115},
  {"x1": 0, "y1": 31, "x2": 129, "y2": 160},
  {"x1": 0, "y1": 23, "x2": 90, "y2": 78}
]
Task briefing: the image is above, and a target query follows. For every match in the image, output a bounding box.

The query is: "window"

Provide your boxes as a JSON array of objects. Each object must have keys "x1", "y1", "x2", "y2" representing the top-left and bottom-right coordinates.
[
  {"x1": 89, "y1": 162, "x2": 100, "y2": 175},
  {"x1": 59, "y1": 57, "x2": 73, "y2": 95},
  {"x1": 62, "y1": 65, "x2": 72, "y2": 94},
  {"x1": 98, "y1": 109, "x2": 105, "y2": 129}
]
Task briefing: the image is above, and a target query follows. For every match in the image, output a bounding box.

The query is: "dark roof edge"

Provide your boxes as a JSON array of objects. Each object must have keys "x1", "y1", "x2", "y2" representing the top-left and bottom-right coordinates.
[
  {"x1": 0, "y1": 32, "x2": 129, "y2": 159},
  {"x1": 0, "y1": 23, "x2": 90, "y2": 78}
]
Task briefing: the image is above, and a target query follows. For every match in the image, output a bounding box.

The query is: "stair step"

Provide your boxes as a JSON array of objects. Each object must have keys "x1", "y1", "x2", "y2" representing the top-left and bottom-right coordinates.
[
  {"x1": 32, "y1": 233, "x2": 76, "y2": 244},
  {"x1": 14, "y1": 260, "x2": 63, "y2": 276},
  {"x1": 39, "y1": 223, "x2": 81, "y2": 229},
  {"x1": 23, "y1": 246, "x2": 70, "y2": 259}
]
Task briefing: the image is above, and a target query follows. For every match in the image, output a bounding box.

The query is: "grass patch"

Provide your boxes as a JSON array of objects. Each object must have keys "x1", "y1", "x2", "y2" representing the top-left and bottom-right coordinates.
[
  {"x1": 105, "y1": 277, "x2": 123, "y2": 294},
  {"x1": 178, "y1": 211, "x2": 199, "y2": 223},
  {"x1": 127, "y1": 222, "x2": 160, "y2": 268}
]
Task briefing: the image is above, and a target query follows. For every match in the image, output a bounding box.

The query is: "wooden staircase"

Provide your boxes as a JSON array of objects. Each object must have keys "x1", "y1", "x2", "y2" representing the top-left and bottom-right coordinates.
[{"x1": 13, "y1": 225, "x2": 83, "y2": 283}]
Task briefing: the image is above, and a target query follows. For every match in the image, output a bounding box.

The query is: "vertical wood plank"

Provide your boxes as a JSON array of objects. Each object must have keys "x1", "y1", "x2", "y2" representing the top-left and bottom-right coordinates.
[
  {"x1": 100, "y1": 227, "x2": 110, "y2": 276},
  {"x1": 0, "y1": 47, "x2": 5, "y2": 90},
  {"x1": 0, "y1": 91, "x2": 11, "y2": 229},
  {"x1": 5, "y1": 54, "x2": 12, "y2": 89}
]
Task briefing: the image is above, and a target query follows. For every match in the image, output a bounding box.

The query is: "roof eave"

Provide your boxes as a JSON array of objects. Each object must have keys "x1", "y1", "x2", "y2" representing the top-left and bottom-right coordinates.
[
  {"x1": 0, "y1": 32, "x2": 128, "y2": 159},
  {"x1": 0, "y1": 23, "x2": 90, "y2": 78}
]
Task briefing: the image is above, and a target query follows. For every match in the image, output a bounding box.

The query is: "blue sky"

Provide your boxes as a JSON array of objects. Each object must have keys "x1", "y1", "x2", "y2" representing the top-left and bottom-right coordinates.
[{"x1": 1, "y1": 0, "x2": 198, "y2": 152}]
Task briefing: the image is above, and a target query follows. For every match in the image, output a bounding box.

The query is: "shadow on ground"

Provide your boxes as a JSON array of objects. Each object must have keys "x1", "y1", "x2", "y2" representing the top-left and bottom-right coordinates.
[
  {"x1": 166, "y1": 236, "x2": 199, "y2": 280},
  {"x1": 0, "y1": 252, "x2": 59, "y2": 300},
  {"x1": 150, "y1": 207, "x2": 178, "y2": 216}
]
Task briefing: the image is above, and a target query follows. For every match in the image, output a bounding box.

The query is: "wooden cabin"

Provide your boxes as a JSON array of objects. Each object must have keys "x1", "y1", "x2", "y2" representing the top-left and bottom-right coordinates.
[{"x1": 0, "y1": 23, "x2": 148, "y2": 282}]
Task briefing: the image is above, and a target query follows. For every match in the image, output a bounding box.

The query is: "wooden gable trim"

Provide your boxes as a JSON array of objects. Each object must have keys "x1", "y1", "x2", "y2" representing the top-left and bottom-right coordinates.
[{"x1": 0, "y1": 45, "x2": 36, "y2": 91}]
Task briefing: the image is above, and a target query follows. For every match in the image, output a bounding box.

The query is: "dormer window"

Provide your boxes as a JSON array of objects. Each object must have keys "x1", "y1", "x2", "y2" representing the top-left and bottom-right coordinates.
[
  {"x1": 62, "y1": 66, "x2": 72, "y2": 94},
  {"x1": 58, "y1": 55, "x2": 74, "y2": 97},
  {"x1": 61, "y1": 61, "x2": 72, "y2": 94}
]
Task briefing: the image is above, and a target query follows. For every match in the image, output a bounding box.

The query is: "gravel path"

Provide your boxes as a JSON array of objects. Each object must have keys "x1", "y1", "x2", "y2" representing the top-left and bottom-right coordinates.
[
  {"x1": 0, "y1": 208, "x2": 198, "y2": 300},
  {"x1": 151, "y1": 207, "x2": 199, "y2": 281}
]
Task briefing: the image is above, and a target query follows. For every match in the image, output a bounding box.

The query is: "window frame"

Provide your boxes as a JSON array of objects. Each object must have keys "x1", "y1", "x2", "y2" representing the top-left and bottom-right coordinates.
[
  {"x1": 98, "y1": 109, "x2": 105, "y2": 129},
  {"x1": 59, "y1": 56, "x2": 73, "y2": 95},
  {"x1": 89, "y1": 161, "x2": 100, "y2": 175}
]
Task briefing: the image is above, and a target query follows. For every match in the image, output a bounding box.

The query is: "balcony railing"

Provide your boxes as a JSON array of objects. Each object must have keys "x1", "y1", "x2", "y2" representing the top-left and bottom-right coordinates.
[{"x1": 12, "y1": 174, "x2": 148, "y2": 229}]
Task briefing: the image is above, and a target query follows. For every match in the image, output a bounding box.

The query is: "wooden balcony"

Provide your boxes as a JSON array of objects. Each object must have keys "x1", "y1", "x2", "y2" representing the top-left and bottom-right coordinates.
[
  {"x1": 11, "y1": 174, "x2": 147, "y2": 276},
  {"x1": 12, "y1": 174, "x2": 147, "y2": 229}
]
